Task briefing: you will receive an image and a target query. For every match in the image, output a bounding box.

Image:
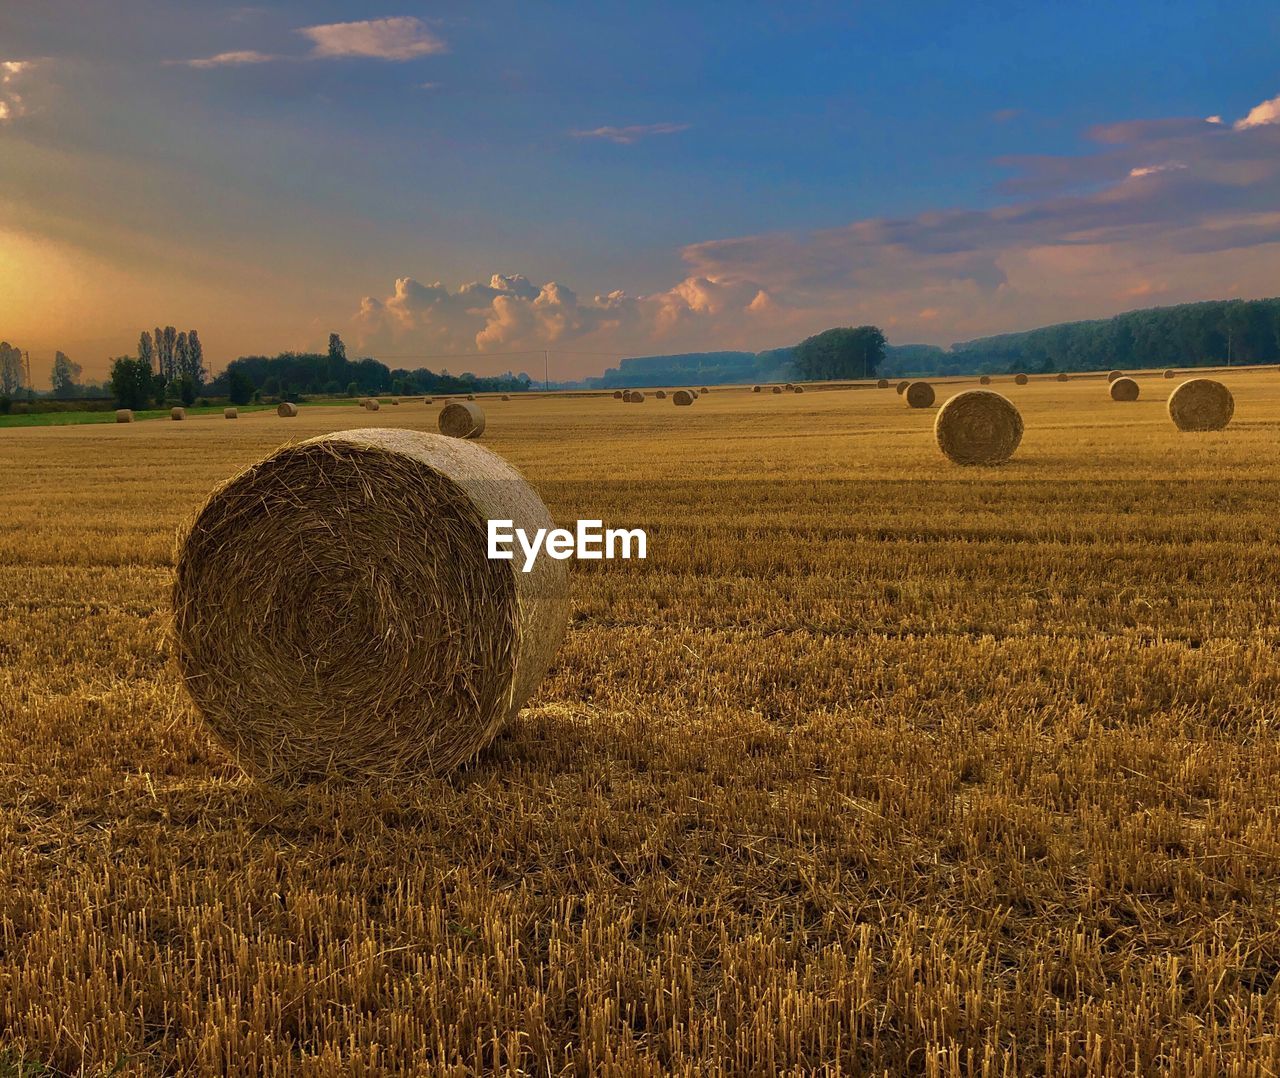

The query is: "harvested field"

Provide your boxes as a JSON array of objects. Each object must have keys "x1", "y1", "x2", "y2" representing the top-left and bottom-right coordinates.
[{"x1": 4, "y1": 372, "x2": 1280, "y2": 1073}]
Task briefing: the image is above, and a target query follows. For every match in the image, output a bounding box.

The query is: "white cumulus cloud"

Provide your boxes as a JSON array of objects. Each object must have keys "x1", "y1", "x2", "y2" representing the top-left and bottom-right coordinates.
[
  {"x1": 0, "y1": 60, "x2": 34, "y2": 123},
  {"x1": 178, "y1": 50, "x2": 278, "y2": 68},
  {"x1": 1234, "y1": 92, "x2": 1280, "y2": 130},
  {"x1": 570, "y1": 123, "x2": 690, "y2": 144}
]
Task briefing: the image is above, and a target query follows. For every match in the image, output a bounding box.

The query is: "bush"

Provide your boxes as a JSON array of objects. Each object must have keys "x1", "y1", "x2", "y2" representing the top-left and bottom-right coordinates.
[{"x1": 0, "y1": 396, "x2": 9, "y2": 415}]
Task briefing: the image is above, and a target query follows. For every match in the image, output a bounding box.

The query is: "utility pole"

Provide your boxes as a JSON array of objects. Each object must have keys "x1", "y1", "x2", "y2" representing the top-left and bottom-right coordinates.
[
  {"x1": 22, "y1": 350, "x2": 31, "y2": 395},
  {"x1": 543, "y1": 349, "x2": 549, "y2": 392}
]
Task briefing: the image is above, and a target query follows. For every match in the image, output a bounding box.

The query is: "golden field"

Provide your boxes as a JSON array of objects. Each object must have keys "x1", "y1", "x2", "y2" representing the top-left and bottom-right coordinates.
[{"x1": 3, "y1": 371, "x2": 1280, "y2": 1075}]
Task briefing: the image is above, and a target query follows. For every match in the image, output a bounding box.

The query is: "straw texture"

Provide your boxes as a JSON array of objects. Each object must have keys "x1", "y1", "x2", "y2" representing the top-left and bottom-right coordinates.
[
  {"x1": 1168, "y1": 379, "x2": 1234, "y2": 432},
  {"x1": 934, "y1": 390, "x2": 1024, "y2": 466}
]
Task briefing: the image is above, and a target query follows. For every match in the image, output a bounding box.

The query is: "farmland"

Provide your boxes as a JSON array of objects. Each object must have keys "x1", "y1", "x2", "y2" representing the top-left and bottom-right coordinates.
[{"x1": 3, "y1": 372, "x2": 1280, "y2": 1074}]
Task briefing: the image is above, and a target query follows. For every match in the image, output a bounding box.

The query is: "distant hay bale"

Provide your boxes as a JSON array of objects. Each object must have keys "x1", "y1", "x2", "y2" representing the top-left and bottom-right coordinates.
[
  {"x1": 877, "y1": 378, "x2": 889, "y2": 388},
  {"x1": 656, "y1": 390, "x2": 667, "y2": 399},
  {"x1": 629, "y1": 390, "x2": 646, "y2": 403},
  {"x1": 1014, "y1": 373, "x2": 1029, "y2": 385},
  {"x1": 171, "y1": 407, "x2": 186, "y2": 421},
  {"x1": 934, "y1": 390, "x2": 1024, "y2": 466},
  {"x1": 613, "y1": 390, "x2": 623, "y2": 399},
  {"x1": 701, "y1": 386, "x2": 709, "y2": 393},
  {"x1": 466, "y1": 394, "x2": 476, "y2": 401},
  {"x1": 502, "y1": 394, "x2": 511, "y2": 401},
  {"x1": 771, "y1": 386, "x2": 783, "y2": 394},
  {"x1": 979, "y1": 375, "x2": 992, "y2": 385},
  {"x1": 1164, "y1": 369, "x2": 1176, "y2": 379},
  {"x1": 1107, "y1": 370, "x2": 1124, "y2": 382},
  {"x1": 364, "y1": 399, "x2": 381, "y2": 412},
  {"x1": 390, "y1": 399, "x2": 400, "y2": 406},
  {"x1": 896, "y1": 381, "x2": 910, "y2": 395},
  {"x1": 622, "y1": 390, "x2": 634, "y2": 402},
  {"x1": 753, "y1": 385, "x2": 762, "y2": 392},
  {"x1": 277, "y1": 402, "x2": 298, "y2": 417},
  {"x1": 1168, "y1": 378, "x2": 1234, "y2": 432},
  {"x1": 116, "y1": 409, "x2": 134, "y2": 423},
  {"x1": 1109, "y1": 377, "x2": 1139, "y2": 402},
  {"x1": 224, "y1": 408, "x2": 238, "y2": 420},
  {"x1": 1056, "y1": 372, "x2": 1069, "y2": 382},
  {"x1": 905, "y1": 381, "x2": 936, "y2": 408},
  {"x1": 673, "y1": 389, "x2": 695, "y2": 406},
  {"x1": 784, "y1": 383, "x2": 794, "y2": 391},
  {"x1": 171, "y1": 429, "x2": 570, "y2": 783},
  {"x1": 439, "y1": 400, "x2": 486, "y2": 438},
  {"x1": 793, "y1": 385, "x2": 805, "y2": 394}
]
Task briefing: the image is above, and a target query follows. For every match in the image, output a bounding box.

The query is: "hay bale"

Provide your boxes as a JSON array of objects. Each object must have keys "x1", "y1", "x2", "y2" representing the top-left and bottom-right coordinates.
[
  {"x1": 979, "y1": 375, "x2": 992, "y2": 385},
  {"x1": 116, "y1": 409, "x2": 134, "y2": 423},
  {"x1": 753, "y1": 385, "x2": 762, "y2": 392},
  {"x1": 171, "y1": 429, "x2": 570, "y2": 783},
  {"x1": 1168, "y1": 378, "x2": 1234, "y2": 432},
  {"x1": 673, "y1": 390, "x2": 695, "y2": 406},
  {"x1": 224, "y1": 408, "x2": 239, "y2": 420},
  {"x1": 784, "y1": 383, "x2": 794, "y2": 391},
  {"x1": 613, "y1": 390, "x2": 623, "y2": 399},
  {"x1": 1014, "y1": 373, "x2": 1029, "y2": 385},
  {"x1": 171, "y1": 407, "x2": 186, "y2": 421},
  {"x1": 877, "y1": 378, "x2": 889, "y2": 388},
  {"x1": 1056, "y1": 372, "x2": 1069, "y2": 382},
  {"x1": 793, "y1": 385, "x2": 805, "y2": 394},
  {"x1": 904, "y1": 381, "x2": 936, "y2": 408},
  {"x1": 629, "y1": 390, "x2": 646, "y2": 403},
  {"x1": 895, "y1": 381, "x2": 910, "y2": 395},
  {"x1": 466, "y1": 394, "x2": 476, "y2": 401},
  {"x1": 934, "y1": 390, "x2": 1023, "y2": 466},
  {"x1": 502, "y1": 395, "x2": 511, "y2": 401},
  {"x1": 771, "y1": 386, "x2": 783, "y2": 394},
  {"x1": 365, "y1": 400, "x2": 381, "y2": 412},
  {"x1": 1110, "y1": 377, "x2": 1139, "y2": 402},
  {"x1": 277, "y1": 402, "x2": 298, "y2": 417},
  {"x1": 656, "y1": 390, "x2": 667, "y2": 399},
  {"x1": 1164, "y1": 369, "x2": 1176, "y2": 379},
  {"x1": 622, "y1": 390, "x2": 634, "y2": 402},
  {"x1": 439, "y1": 400, "x2": 486, "y2": 439},
  {"x1": 1107, "y1": 370, "x2": 1124, "y2": 382},
  {"x1": 700, "y1": 386, "x2": 709, "y2": 394}
]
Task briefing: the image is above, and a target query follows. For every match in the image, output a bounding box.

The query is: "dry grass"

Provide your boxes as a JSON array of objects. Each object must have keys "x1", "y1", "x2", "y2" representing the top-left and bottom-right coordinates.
[{"x1": 5, "y1": 373, "x2": 1280, "y2": 1073}]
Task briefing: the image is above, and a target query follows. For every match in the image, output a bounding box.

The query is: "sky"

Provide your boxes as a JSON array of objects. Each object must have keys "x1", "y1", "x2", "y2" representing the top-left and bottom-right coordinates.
[{"x1": 2, "y1": 1, "x2": 1279, "y2": 384}]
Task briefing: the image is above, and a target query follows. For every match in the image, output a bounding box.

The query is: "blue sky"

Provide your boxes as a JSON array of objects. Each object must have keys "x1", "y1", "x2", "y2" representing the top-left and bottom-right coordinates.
[{"x1": 2, "y1": 1, "x2": 1278, "y2": 380}]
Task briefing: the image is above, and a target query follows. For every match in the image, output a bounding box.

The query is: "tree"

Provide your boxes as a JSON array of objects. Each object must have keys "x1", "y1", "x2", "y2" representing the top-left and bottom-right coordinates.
[
  {"x1": 187, "y1": 330, "x2": 205, "y2": 387},
  {"x1": 227, "y1": 367, "x2": 255, "y2": 406},
  {"x1": 0, "y1": 342, "x2": 23, "y2": 396},
  {"x1": 346, "y1": 381, "x2": 359, "y2": 398},
  {"x1": 174, "y1": 332, "x2": 189, "y2": 387},
  {"x1": 109, "y1": 357, "x2": 156, "y2": 410},
  {"x1": 51, "y1": 351, "x2": 82, "y2": 398},
  {"x1": 159, "y1": 326, "x2": 177, "y2": 383},
  {"x1": 793, "y1": 326, "x2": 887, "y2": 381},
  {"x1": 139, "y1": 331, "x2": 154, "y2": 373},
  {"x1": 172, "y1": 375, "x2": 197, "y2": 406}
]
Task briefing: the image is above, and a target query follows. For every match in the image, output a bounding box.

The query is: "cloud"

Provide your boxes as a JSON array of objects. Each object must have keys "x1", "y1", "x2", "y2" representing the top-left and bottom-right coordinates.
[
  {"x1": 570, "y1": 122, "x2": 690, "y2": 144},
  {"x1": 177, "y1": 50, "x2": 278, "y2": 69},
  {"x1": 1234, "y1": 92, "x2": 1280, "y2": 130},
  {"x1": 0, "y1": 60, "x2": 34, "y2": 123},
  {"x1": 298, "y1": 17, "x2": 446, "y2": 61},
  {"x1": 351, "y1": 90, "x2": 1280, "y2": 361}
]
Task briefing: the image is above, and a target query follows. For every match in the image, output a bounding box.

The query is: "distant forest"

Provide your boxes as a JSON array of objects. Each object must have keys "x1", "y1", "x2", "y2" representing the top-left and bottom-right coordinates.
[{"x1": 589, "y1": 296, "x2": 1280, "y2": 386}]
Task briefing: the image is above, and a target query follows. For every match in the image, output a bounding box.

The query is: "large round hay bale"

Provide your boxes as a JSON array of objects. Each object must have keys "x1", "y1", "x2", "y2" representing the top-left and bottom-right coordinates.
[
  {"x1": 629, "y1": 390, "x2": 646, "y2": 403},
  {"x1": 116, "y1": 409, "x2": 134, "y2": 423},
  {"x1": 877, "y1": 378, "x2": 889, "y2": 389},
  {"x1": 1014, "y1": 373, "x2": 1029, "y2": 385},
  {"x1": 784, "y1": 383, "x2": 794, "y2": 391},
  {"x1": 224, "y1": 408, "x2": 239, "y2": 420},
  {"x1": 622, "y1": 390, "x2": 634, "y2": 402},
  {"x1": 365, "y1": 399, "x2": 381, "y2": 412},
  {"x1": 439, "y1": 400, "x2": 486, "y2": 439},
  {"x1": 673, "y1": 390, "x2": 695, "y2": 406},
  {"x1": 700, "y1": 386, "x2": 709, "y2": 394},
  {"x1": 1107, "y1": 370, "x2": 1124, "y2": 383},
  {"x1": 613, "y1": 390, "x2": 623, "y2": 399},
  {"x1": 277, "y1": 402, "x2": 298, "y2": 417},
  {"x1": 1168, "y1": 378, "x2": 1234, "y2": 432},
  {"x1": 1109, "y1": 377, "x2": 1139, "y2": 402},
  {"x1": 904, "y1": 381, "x2": 936, "y2": 408},
  {"x1": 793, "y1": 385, "x2": 805, "y2": 394},
  {"x1": 934, "y1": 390, "x2": 1024, "y2": 466},
  {"x1": 753, "y1": 385, "x2": 762, "y2": 393},
  {"x1": 771, "y1": 385, "x2": 783, "y2": 394},
  {"x1": 1164, "y1": 369, "x2": 1176, "y2": 379},
  {"x1": 171, "y1": 407, "x2": 186, "y2": 421},
  {"x1": 171, "y1": 429, "x2": 570, "y2": 783},
  {"x1": 1056, "y1": 372, "x2": 1069, "y2": 382},
  {"x1": 979, "y1": 375, "x2": 991, "y2": 385},
  {"x1": 895, "y1": 381, "x2": 910, "y2": 395},
  {"x1": 656, "y1": 390, "x2": 667, "y2": 399}
]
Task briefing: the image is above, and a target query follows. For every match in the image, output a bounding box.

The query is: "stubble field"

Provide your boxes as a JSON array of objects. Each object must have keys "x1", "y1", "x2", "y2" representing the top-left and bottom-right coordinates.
[{"x1": 2, "y1": 372, "x2": 1280, "y2": 1075}]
